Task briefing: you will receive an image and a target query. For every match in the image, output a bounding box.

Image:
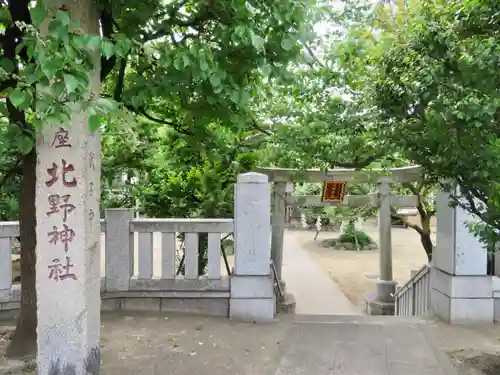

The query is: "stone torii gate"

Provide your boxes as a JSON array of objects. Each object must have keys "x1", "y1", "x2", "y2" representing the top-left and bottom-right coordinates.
[{"x1": 256, "y1": 166, "x2": 423, "y2": 315}]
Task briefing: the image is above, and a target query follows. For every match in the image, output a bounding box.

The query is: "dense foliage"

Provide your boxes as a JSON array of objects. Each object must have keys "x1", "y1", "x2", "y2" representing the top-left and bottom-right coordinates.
[{"x1": 0, "y1": 0, "x2": 498, "y2": 358}]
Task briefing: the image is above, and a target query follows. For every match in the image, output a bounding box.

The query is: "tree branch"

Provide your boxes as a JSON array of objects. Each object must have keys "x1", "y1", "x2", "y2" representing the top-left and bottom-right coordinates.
[
  {"x1": 391, "y1": 212, "x2": 423, "y2": 235},
  {"x1": 113, "y1": 56, "x2": 127, "y2": 101},
  {"x1": 250, "y1": 118, "x2": 272, "y2": 136},
  {"x1": 100, "y1": 9, "x2": 117, "y2": 82},
  {"x1": 303, "y1": 43, "x2": 326, "y2": 69},
  {"x1": 2, "y1": 0, "x2": 32, "y2": 135},
  {"x1": 134, "y1": 106, "x2": 193, "y2": 136},
  {"x1": 330, "y1": 155, "x2": 380, "y2": 169}
]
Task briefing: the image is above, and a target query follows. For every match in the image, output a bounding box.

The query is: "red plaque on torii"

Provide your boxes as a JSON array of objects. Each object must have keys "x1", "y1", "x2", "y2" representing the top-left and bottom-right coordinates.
[{"x1": 321, "y1": 181, "x2": 347, "y2": 203}]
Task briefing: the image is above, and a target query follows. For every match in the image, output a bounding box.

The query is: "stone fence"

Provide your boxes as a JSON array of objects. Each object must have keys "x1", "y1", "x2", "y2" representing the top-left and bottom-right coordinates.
[{"x1": 0, "y1": 173, "x2": 275, "y2": 322}]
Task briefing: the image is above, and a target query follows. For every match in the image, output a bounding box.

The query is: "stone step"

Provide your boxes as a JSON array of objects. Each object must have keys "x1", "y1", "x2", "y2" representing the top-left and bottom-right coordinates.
[
  {"x1": 292, "y1": 314, "x2": 430, "y2": 325},
  {"x1": 279, "y1": 293, "x2": 296, "y2": 314}
]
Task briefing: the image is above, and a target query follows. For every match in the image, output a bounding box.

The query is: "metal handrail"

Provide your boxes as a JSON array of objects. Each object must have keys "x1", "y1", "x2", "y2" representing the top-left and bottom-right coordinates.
[
  {"x1": 394, "y1": 263, "x2": 431, "y2": 316},
  {"x1": 394, "y1": 264, "x2": 430, "y2": 297}
]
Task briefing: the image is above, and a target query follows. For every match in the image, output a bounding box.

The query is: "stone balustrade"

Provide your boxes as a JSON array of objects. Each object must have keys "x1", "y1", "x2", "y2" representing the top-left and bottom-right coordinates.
[{"x1": 0, "y1": 173, "x2": 275, "y2": 322}]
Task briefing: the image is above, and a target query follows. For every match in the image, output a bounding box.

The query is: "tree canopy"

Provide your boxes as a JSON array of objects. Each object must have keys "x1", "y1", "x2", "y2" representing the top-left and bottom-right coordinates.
[{"x1": 0, "y1": 0, "x2": 499, "y2": 358}]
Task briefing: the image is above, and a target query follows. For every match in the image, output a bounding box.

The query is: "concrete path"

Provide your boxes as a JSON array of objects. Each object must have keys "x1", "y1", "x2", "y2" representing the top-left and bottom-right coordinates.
[
  {"x1": 282, "y1": 230, "x2": 361, "y2": 315},
  {"x1": 82, "y1": 313, "x2": 460, "y2": 375},
  {"x1": 1, "y1": 313, "x2": 460, "y2": 375},
  {"x1": 280, "y1": 315, "x2": 458, "y2": 375}
]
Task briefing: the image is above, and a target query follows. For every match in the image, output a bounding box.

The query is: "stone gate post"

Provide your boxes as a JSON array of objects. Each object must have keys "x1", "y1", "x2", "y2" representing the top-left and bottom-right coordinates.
[
  {"x1": 431, "y1": 188, "x2": 493, "y2": 323},
  {"x1": 366, "y1": 177, "x2": 398, "y2": 315},
  {"x1": 35, "y1": 3, "x2": 101, "y2": 374},
  {"x1": 230, "y1": 173, "x2": 274, "y2": 322},
  {"x1": 271, "y1": 181, "x2": 286, "y2": 285}
]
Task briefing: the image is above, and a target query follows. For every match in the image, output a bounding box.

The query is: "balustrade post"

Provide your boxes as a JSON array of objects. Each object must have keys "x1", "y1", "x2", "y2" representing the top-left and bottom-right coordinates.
[
  {"x1": 105, "y1": 208, "x2": 134, "y2": 291},
  {"x1": 0, "y1": 237, "x2": 12, "y2": 299},
  {"x1": 230, "y1": 172, "x2": 274, "y2": 322}
]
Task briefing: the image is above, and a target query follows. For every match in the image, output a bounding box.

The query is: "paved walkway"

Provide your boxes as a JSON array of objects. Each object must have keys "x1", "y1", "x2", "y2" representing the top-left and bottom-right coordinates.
[
  {"x1": 68, "y1": 313, "x2": 460, "y2": 375},
  {"x1": 282, "y1": 231, "x2": 361, "y2": 315}
]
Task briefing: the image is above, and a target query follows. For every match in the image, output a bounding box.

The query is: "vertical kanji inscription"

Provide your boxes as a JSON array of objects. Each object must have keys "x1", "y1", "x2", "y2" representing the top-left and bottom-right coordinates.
[{"x1": 45, "y1": 159, "x2": 78, "y2": 188}]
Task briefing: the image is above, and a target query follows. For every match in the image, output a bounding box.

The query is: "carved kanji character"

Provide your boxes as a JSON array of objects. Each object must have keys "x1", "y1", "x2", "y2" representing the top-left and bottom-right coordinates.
[
  {"x1": 48, "y1": 224, "x2": 75, "y2": 252},
  {"x1": 45, "y1": 159, "x2": 77, "y2": 187},
  {"x1": 48, "y1": 257, "x2": 77, "y2": 281},
  {"x1": 88, "y1": 151, "x2": 96, "y2": 171},
  {"x1": 50, "y1": 127, "x2": 71, "y2": 148},
  {"x1": 47, "y1": 194, "x2": 76, "y2": 222}
]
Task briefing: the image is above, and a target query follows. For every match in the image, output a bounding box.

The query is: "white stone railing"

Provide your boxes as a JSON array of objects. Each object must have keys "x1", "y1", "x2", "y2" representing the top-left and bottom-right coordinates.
[
  {"x1": 105, "y1": 210, "x2": 234, "y2": 294},
  {"x1": 394, "y1": 264, "x2": 431, "y2": 316},
  {"x1": 0, "y1": 220, "x2": 107, "y2": 304},
  {"x1": 0, "y1": 172, "x2": 276, "y2": 322},
  {"x1": 0, "y1": 222, "x2": 19, "y2": 302}
]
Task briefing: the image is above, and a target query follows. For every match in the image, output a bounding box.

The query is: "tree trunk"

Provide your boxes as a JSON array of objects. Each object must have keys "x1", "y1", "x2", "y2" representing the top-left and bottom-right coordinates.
[
  {"x1": 420, "y1": 216, "x2": 433, "y2": 262},
  {"x1": 419, "y1": 232, "x2": 433, "y2": 262},
  {"x1": 6, "y1": 147, "x2": 37, "y2": 358}
]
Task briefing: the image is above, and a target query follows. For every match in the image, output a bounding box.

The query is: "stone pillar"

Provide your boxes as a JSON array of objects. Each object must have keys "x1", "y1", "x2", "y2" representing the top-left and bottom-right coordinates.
[
  {"x1": 35, "y1": 2, "x2": 101, "y2": 374},
  {"x1": 378, "y1": 178, "x2": 394, "y2": 285},
  {"x1": 271, "y1": 181, "x2": 286, "y2": 283},
  {"x1": 431, "y1": 189, "x2": 493, "y2": 323},
  {"x1": 230, "y1": 173, "x2": 274, "y2": 322},
  {"x1": 365, "y1": 177, "x2": 397, "y2": 315},
  {"x1": 0, "y1": 237, "x2": 11, "y2": 299},
  {"x1": 105, "y1": 209, "x2": 134, "y2": 291}
]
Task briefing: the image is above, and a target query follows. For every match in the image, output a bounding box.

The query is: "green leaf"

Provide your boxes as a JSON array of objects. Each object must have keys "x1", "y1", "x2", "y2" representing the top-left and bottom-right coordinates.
[
  {"x1": 63, "y1": 73, "x2": 80, "y2": 93},
  {"x1": 9, "y1": 88, "x2": 31, "y2": 109},
  {"x1": 95, "y1": 98, "x2": 117, "y2": 112},
  {"x1": 173, "y1": 57, "x2": 182, "y2": 71},
  {"x1": 200, "y1": 61, "x2": 209, "y2": 72},
  {"x1": 230, "y1": 90, "x2": 240, "y2": 104},
  {"x1": 88, "y1": 115, "x2": 101, "y2": 131},
  {"x1": 0, "y1": 102, "x2": 8, "y2": 117},
  {"x1": 209, "y1": 75, "x2": 221, "y2": 87},
  {"x1": 251, "y1": 34, "x2": 265, "y2": 51},
  {"x1": 30, "y1": 0, "x2": 46, "y2": 27},
  {"x1": 281, "y1": 37, "x2": 294, "y2": 51},
  {"x1": 101, "y1": 40, "x2": 115, "y2": 59},
  {"x1": 22, "y1": 64, "x2": 38, "y2": 85},
  {"x1": 55, "y1": 10, "x2": 71, "y2": 26},
  {"x1": 41, "y1": 58, "x2": 64, "y2": 77},
  {"x1": 114, "y1": 37, "x2": 133, "y2": 58},
  {"x1": 0, "y1": 6, "x2": 12, "y2": 23},
  {"x1": 19, "y1": 136, "x2": 34, "y2": 154},
  {"x1": 261, "y1": 64, "x2": 271, "y2": 76},
  {"x1": 48, "y1": 19, "x2": 68, "y2": 40},
  {"x1": 0, "y1": 59, "x2": 15, "y2": 74},
  {"x1": 86, "y1": 36, "x2": 101, "y2": 52}
]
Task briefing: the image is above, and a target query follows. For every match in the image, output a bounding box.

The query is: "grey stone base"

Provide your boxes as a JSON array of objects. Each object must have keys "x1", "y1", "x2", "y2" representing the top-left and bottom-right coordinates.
[
  {"x1": 1, "y1": 294, "x2": 230, "y2": 318},
  {"x1": 279, "y1": 293, "x2": 296, "y2": 314},
  {"x1": 431, "y1": 267, "x2": 494, "y2": 324},
  {"x1": 0, "y1": 358, "x2": 35, "y2": 375},
  {"x1": 375, "y1": 280, "x2": 397, "y2": 302},
  {"x1": 102, "y1": 296, "x2": 229, "y2": 316},
  {"x1": 365, "y1": 293, "x2": 395, "y2": 315},
  {"x1": 230, "y1": 298, "x2": 275, "y2": 322}
]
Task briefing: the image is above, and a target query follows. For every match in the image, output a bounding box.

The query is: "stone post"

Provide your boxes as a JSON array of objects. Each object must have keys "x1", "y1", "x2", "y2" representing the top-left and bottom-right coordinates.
[
  {"x1": 0, "y1": 237, "x2": 11, "y2": 299},
  {"x1": 35, "y1": 2, "x2": 101, "y2": 374},
  {"x1": 230, "y1": 173, "x2": 274, "y2": 322},
  {"x1": 378, "y1": 177, "x2": 394, "y2": 285},
  {"x1": 365, "y1": 177, "x2": 397, "y2": 315},
  {"x1": 271, "y1": 181, "x2": 286, "y2": 283},
  {"x1": 105, "y1": 209, "x2": 134, "y2": 291},
  {"x1": 431, "y1": 188, "x2": 493, "y2": 323}
]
